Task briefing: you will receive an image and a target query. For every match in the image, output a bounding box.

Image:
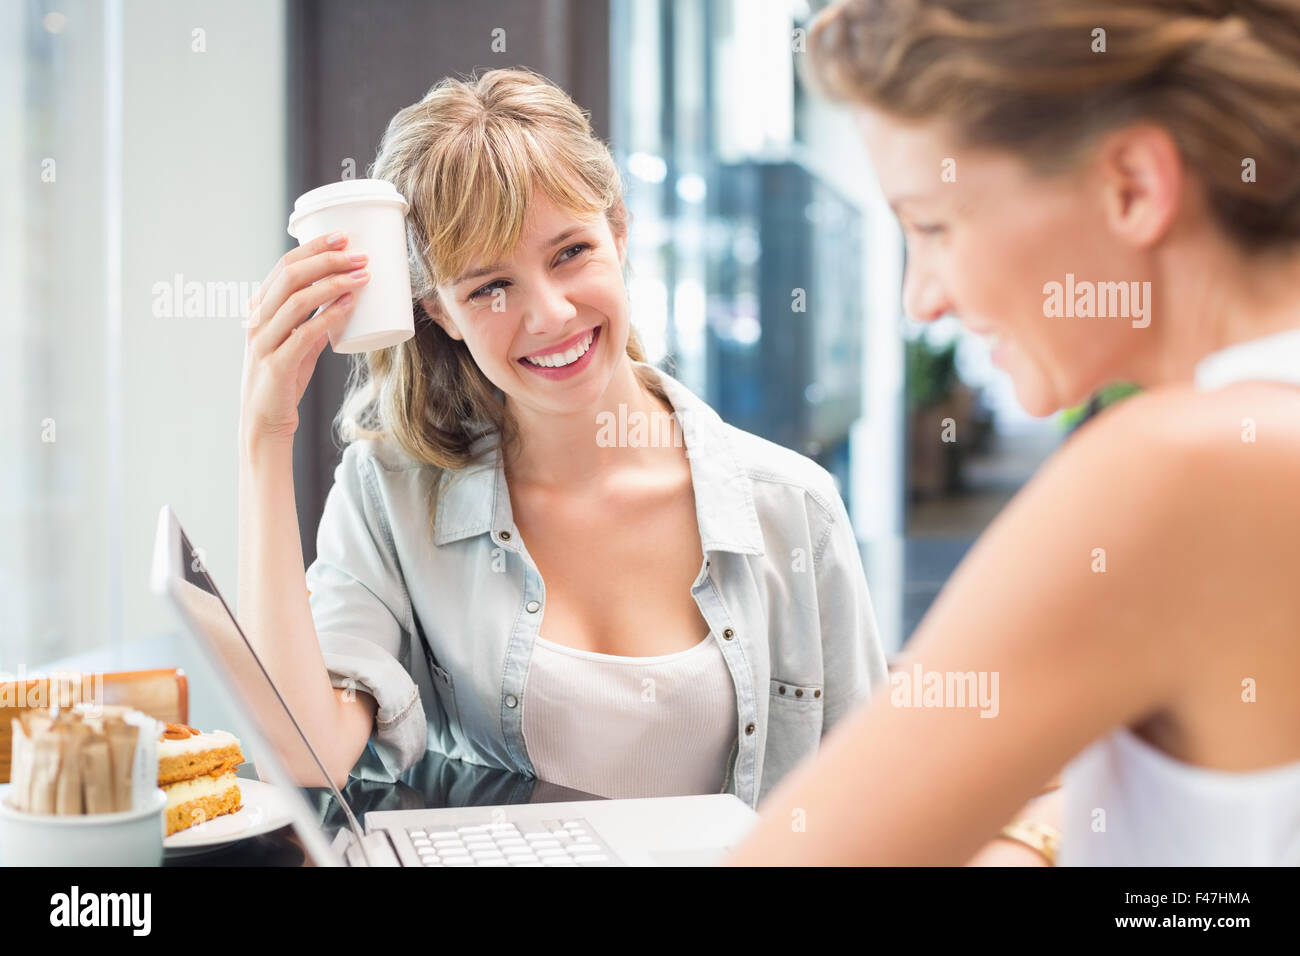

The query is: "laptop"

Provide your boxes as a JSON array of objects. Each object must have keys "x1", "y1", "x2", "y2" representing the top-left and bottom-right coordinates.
[{"x1": 150, "y1": 504, "x2": 758, "y2": 866}]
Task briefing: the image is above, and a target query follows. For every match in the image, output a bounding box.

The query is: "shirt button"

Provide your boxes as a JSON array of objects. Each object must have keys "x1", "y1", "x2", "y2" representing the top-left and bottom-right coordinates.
[
  {"x1": 795, "y1": 688, "x2": 804, "y2": 698},
  {"x1": 744, "y1": 722, "x2": 755, "y2": 736},
  {"x1": 525, "y1": 600, "x2": 540, "y2": 613},
  {"x1": 778, "y1": 685, "x2": 787, "y2": 695},
  {"x1": 498, "y1": 530, "x2": 512, "y2": 541},
  {"x1": 723, "y1": 628, "x2": 735, "y2": 640},
  {"x1": 505, "y1": 694, "x2": 518, "y2": 708}
]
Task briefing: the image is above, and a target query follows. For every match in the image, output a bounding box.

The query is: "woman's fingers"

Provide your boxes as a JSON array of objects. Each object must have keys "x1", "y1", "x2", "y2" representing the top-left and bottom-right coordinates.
[
  {"x1": 251, "y1": 260, "x2": 370, "y2": 359},
  {"x1": 247, "y1": 232, "x2": 334, "y2": 329},
  {"x1": 238, "y1": 232, "x2": 370, "y2": 443},
  {"x1": 273, "y1": 291, "x2": 355, "y2": 374},
  {"x1": 246, "y1": 233, "x2": 367, "y2": 347}
]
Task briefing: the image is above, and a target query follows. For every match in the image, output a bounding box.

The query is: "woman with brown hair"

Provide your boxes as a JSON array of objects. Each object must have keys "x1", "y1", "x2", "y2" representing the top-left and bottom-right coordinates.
[
  {"x1": 236, "y1": 68, "x2": 888, "y2": 807},
  {"x1": 728, "y1": 0, "x2": 1300, "y2": 865}
]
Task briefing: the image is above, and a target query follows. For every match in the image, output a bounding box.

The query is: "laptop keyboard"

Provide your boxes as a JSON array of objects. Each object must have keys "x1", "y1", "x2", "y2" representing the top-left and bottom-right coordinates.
[{"x1": 405, "y1": 818, "x2": 621, "y2": 866}]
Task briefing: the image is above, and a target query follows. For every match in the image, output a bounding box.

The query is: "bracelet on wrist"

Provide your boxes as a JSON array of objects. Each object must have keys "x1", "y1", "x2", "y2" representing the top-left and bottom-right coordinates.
[{"x1": 996, "y1": 820, "x2": 1060, "y2": 866}]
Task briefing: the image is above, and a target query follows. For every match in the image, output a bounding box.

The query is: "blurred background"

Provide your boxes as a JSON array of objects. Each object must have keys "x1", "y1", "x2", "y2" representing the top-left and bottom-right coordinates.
[{"x1": 3, "y1": 0, "x2": 1124, "y2": 677}]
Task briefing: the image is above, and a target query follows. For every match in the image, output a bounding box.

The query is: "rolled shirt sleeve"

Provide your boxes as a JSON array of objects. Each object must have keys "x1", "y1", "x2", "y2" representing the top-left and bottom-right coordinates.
[
  {"x1": 815, "y1": 484, "x2": 889, "y2": 735},
  {"x1": 305, "y1": 442, "x2": 427, "y2": 781}
]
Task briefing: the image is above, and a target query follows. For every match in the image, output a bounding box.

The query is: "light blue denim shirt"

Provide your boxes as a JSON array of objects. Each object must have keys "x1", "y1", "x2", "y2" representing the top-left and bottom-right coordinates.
[{"x1": 305, "y1": 360, "x2": 888, "y2": 808}]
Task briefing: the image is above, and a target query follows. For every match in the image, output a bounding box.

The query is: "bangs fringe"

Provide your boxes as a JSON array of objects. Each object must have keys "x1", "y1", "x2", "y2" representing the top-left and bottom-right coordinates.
[{"x1": 421, "y1": 118, "x2": 612, "y2": 288}]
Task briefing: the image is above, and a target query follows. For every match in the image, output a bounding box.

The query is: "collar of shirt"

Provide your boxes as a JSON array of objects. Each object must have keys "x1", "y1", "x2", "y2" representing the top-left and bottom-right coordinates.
[{"x1": 431, "y1": 361, "x2": 766, "y2": 560}]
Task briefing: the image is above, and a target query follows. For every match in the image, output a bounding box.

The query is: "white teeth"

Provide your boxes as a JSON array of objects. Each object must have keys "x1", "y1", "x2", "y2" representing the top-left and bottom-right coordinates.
[{"x1": 523, "y1": 329, "x2": 594, "y2": 368}]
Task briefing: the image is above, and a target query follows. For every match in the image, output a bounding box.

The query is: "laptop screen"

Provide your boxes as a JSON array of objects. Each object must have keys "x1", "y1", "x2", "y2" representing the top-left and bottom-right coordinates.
[{"x1": 153, "y1": 506, "x2": 366, "y2": 863}]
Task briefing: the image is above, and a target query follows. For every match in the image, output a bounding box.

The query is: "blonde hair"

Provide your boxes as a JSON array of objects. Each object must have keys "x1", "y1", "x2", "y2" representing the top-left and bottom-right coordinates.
[
  {"x1": 807, "y1": 0, "x2": 1300, "y2": 250},
  {"x1": 335, "y1": 68, "x2": 665, "y2": 524}
]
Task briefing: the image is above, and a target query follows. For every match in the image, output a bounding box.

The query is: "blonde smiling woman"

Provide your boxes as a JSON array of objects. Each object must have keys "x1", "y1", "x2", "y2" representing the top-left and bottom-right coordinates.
[
  {"x1": 236, "y1": 68, "x2": 888, "y2": 806},
  {"x1": 727, "y1": 0, "x2": 1300, "y2": 866}
]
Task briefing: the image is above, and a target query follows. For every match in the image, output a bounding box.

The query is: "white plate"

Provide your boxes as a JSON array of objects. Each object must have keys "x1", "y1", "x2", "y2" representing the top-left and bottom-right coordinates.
[{"x1": 164, "y1": 777, "x2": 294, "y2": 855}]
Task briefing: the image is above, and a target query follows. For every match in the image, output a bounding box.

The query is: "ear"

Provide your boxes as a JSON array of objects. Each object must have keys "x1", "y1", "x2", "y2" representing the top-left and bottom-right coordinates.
[
  {"x1": 421, "y1": 293, "x2": 464, "y2": 341},
  {"x1": 1096, "y1": 123, "x2": 1183, "y2": 248}
]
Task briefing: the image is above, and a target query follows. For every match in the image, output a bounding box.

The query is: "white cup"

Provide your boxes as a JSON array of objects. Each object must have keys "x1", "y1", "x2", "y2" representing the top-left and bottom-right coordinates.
[
  {"x1": 287, "y1": 179, "x2": 415, "y2": 354},
  {"x1": 0, "y1": 786, "x2": 168, "y2": 867}
]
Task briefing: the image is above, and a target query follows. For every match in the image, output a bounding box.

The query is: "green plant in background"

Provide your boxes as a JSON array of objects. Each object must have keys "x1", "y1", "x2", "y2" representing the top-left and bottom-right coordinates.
[
  {"x1": 905, "y1": 336, "x2": 959, "y2": 411},
  {"x1": 1059, "y1": 381, "x2": 1143, "y2": 432}
]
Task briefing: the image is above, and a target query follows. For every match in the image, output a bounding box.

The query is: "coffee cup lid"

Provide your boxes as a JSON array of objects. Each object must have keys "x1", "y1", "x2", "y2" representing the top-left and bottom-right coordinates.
[{"x1": 287, "y1": 179, "x2": 409, "y2": 238}]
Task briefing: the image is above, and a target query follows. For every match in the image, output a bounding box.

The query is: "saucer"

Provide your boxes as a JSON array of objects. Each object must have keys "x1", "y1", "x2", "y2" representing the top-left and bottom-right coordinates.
[{"x1": 163, "y1": 778, "x2": 294, "y2": 855}]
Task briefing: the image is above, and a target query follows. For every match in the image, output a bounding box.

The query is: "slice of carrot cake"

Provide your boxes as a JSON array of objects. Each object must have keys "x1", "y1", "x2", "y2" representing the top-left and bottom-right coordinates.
[{"x1": 157, "y1": 723, "x2": 245, "y2": 836}]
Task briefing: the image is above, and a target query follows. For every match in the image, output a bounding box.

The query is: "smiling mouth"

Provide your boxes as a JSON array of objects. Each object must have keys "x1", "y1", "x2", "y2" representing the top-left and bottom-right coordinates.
[{"x1": 518, "y1": 327, "x2": 598, "y2": 368}]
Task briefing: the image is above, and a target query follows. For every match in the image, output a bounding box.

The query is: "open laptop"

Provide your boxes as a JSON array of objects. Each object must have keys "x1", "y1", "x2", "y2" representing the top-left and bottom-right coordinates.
[{"x1": 149, "y1": 504, "x2": 758, "y2": 866}]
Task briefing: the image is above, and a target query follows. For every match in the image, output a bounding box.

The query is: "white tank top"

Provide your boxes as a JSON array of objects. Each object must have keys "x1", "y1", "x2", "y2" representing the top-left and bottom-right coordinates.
[
  {"x1": 521, "y1": 633, "x2": 737, "y2": 800},
  {"x1": 1060, "y1": 326, "x2": 1300, "y2": 866}
]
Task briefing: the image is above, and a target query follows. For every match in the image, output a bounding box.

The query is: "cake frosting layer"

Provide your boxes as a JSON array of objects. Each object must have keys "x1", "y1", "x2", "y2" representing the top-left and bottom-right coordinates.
[
  {"x1": 161, "y1": 769, "x2": 240, "y2": 809},
  {"x1": 157, "y1": 728, "x2": 240, "y2": 759}
]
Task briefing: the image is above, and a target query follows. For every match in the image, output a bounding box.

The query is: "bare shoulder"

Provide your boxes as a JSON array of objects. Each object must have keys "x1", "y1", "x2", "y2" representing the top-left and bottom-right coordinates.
[
  {"x1": 983, "y1": 381, "x2": 1300, "y2": 658},
  {"x1": 896, "y1": 381, "x2": 1299, "y2": 744},
  {"x1": 1045, "y1": 381, "x2": 1300, "y2": 505},
  {"x1": 1092, "y1": 378, "x2": 1300, "y2": 444}
]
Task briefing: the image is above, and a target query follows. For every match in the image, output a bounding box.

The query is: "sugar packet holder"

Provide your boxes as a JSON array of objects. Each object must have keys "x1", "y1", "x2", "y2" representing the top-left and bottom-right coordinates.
[{"x1": 7, "y1": 704, "x2": 160, "y2": 815}]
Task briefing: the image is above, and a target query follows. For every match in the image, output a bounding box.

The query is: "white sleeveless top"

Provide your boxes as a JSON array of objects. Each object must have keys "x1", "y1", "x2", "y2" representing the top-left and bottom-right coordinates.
[
  {"x1": 1059, "y1": 327, "x2": 1300, "y2": 866},
  {"x1": 521, "y1": 633, "x2": 737, "y2": 799}
]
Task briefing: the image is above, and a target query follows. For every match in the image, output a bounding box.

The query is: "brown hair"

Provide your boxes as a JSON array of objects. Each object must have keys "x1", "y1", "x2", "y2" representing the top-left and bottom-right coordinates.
[
  {"x1": 335, "y1": 67, "x2": 664, "y2": 494},
  {"x1": 807, "y1": 0, "x2": 1300, "y2": 250}
]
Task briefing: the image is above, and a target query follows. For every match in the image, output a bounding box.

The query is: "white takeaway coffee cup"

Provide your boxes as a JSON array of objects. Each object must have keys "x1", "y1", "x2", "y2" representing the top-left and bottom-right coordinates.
[{"x1": 287, "y1": 179, "x2": 415, "y2": 353}]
